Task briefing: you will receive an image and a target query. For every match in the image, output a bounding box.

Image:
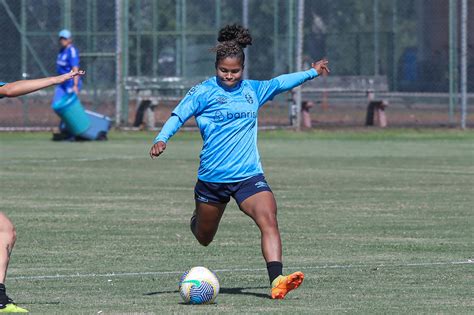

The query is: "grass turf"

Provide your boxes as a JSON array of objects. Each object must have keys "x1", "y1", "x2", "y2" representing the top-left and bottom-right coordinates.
[{"x1": 0, "y1": 129, "x2": 473, "y2": 313}]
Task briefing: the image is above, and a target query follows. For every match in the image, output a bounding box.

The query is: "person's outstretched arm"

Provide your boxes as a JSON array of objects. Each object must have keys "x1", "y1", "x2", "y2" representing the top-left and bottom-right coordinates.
[
  {"x1": 251, "y1": 59, "x2": 330, "y2": 106},
  {"x1": 0, "y1": 70, "x2": 85, "y2": 98},
  {"x1": 274, "y1": 59, "x2": 330, "y2": 91}
]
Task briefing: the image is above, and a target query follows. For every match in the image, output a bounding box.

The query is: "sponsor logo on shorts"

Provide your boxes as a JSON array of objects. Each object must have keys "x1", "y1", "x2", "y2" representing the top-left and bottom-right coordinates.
[
  {"x1": 196, "y1": 195, "x2": 209, "y2": 203},
  {"x1": 255, "y1": 181, "x2": 268, "y2": 189}
]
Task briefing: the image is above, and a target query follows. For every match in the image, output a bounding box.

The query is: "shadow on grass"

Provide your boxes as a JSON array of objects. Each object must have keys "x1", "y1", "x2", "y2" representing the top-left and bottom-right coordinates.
[{"x1": 145, "y1": 286, "x2": 269, "y2": 299}]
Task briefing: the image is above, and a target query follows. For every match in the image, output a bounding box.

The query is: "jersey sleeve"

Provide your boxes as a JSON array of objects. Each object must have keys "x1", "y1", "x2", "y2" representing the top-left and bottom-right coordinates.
[
  {"x1": 171, "y1": 83, "x2": 206, "y2": 122},
  {"x1": 0, "y1": 82, "x2": 6, "y2": 98},
  {"x1": 153, "y1": 115, "x2": 183, "y2": 144},
  {"x1": 68, "y1": 46, "x2": 80, "y2": 67},
  {"x1": 249, "y1": 68, "x2": 318, "y2": 106},
  {"x1": 154, "y1": 83, "x2": 206, "y2": 143}
]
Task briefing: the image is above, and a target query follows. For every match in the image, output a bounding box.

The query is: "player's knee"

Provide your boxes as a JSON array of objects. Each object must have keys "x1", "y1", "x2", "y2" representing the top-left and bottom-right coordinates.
[
  {"x1": 258, "y1": 211, "x2": 279, "y2": 231},
  {"x1": 196, "y1": 235, "x2": 213, "y2": 246},
  {"x1": 0, "y1": 223, "x2": 16, "y2": 245}
]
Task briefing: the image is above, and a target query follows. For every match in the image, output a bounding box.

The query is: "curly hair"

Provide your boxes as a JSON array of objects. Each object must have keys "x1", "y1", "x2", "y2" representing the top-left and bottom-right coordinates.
[{"x1": 214, "y1": 24, "x2": 252, "y2": 66}]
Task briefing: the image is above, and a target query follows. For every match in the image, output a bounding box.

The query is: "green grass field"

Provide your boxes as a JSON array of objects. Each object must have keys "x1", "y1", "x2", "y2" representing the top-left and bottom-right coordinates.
[{"x1": 0, "y1": 129, "x2": 473, "y2": 314}]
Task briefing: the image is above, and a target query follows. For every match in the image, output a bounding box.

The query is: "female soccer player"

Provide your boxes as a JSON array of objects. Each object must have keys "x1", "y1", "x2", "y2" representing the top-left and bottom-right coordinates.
[
  {"x1": 0, "y1": 69, "x2": 84, "y2": 313},
  {"x1": 149, "y1": 24, "x2": 329, "y2": 299}
]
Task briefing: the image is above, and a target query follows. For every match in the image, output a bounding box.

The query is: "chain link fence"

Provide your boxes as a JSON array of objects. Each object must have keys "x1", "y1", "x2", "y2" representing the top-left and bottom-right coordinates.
[{"x1": 0, "y1": 0, "x2": 472, "y2": 129}]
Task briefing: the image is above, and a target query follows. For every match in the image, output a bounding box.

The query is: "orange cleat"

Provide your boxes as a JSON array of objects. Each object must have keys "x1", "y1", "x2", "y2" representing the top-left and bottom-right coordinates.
[{"x1": 271, "y1": 271, "x2": 304, "y2": 299}]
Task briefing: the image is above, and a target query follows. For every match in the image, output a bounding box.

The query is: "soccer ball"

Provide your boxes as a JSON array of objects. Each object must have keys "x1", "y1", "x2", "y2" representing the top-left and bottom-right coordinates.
[{"x1": 179, "y1": 266, "x2": 220, "y2": 304}]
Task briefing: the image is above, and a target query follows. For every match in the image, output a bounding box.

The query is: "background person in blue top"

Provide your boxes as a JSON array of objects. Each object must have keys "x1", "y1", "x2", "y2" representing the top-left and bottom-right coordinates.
[
  {"x1": 52, "y1": 29, "x2": 82, "y2": 105},
  {"x1": 149, "y1": 24, "x2": 329, "y2": 299},
  {"x1": 0, "y1": 69, "x2": 84, "y2": 313}
]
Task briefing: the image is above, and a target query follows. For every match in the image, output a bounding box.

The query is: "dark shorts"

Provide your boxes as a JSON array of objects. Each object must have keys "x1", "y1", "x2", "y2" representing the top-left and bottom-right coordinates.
[{"x1": 194, "y1": 174, "x2": 273, "y2": 205}]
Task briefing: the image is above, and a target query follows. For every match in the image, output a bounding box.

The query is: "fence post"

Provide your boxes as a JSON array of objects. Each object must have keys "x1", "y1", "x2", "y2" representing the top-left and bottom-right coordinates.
[
  {"x1": 449, "y1": 0, "x2": 458, "y2": 125},
  {"x1": 294, "y1": 0, "x2": 304, "y2": 131},
  {"x1": 373, "y1": 0, "x2": 379, "y2": 76},
  {"x1": 242, "y1": 0, "x2": 249, "y2": 79},
  {"x1": 460, "y1": 0, "x2": 468, "y2": 129},
  {"x1": 115, "y1": 0, "x2": 123, "y2": 127}
]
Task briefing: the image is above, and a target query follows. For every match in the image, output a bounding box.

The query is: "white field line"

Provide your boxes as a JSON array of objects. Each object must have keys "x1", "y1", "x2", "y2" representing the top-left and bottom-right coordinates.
[
  {"x1": 0, "y1": 156, "x2": 144, "y2": 165},
  {"x1": 9, "y1": 260, "x2": 473, "y2": 281}
]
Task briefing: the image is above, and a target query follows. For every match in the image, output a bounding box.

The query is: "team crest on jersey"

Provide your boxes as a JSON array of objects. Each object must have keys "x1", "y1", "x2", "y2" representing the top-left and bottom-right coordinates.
[
  {"x1": 216, "y1": 96, "x2": 228, "y2": 104},
  {"x1": 245, "y1": 93, "x2": 254, "y2": 104},
  {"x1": 214, "y1": 110, "x2": 225, "y2": 122}
]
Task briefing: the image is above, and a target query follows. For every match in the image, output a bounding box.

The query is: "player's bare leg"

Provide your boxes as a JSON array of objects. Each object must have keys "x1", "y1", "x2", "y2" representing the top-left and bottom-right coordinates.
[
  {"x1": 0, "y1": 213, "x2": 27, "y2": 312},
  {"x1": 239, "y1": 191, "x2": 281, "y2": 262},
  {"x1": 0, "y1": 213, "x2": 15, "y2": 284},
  {"x1": 239, "y1": 191, "x2": 304, "y2": 299},
  {"x1": 191, "y1": 201, "x2": 226, "y2": 246}
]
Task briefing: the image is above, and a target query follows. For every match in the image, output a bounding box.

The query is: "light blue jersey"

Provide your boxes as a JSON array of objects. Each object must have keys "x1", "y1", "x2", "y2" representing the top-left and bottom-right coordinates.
[
  {"x1": 0, "y1": 82, "x2": 6, "y2": 98},
  {"x1": 155, "y1": 68, "x2": 318, "y2": 183}
]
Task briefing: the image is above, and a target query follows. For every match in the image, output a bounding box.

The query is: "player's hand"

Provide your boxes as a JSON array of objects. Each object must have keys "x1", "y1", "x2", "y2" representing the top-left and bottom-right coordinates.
[
  {"x1": 150, "y1": 141, "x2": 166, "y2": 159},
  {"x1": 56, "y1": 70, "x2": 85, "y2": 84},
  {"x1": 312, "y1": 59, "x2": 330, "y2": 75}
]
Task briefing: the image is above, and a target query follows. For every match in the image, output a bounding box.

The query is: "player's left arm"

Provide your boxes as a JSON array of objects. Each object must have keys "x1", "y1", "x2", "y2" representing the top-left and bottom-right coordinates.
[
  {"x1": 251, "y1": 58, "x2": 330, "y2": 105},
  {"x1": 0, "y1": 70, "x2": 85, "y2": 98}
]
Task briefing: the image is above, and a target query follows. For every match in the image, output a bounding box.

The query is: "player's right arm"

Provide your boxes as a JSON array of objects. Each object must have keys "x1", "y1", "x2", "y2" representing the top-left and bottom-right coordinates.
[
  {"x1": 149, "y1": 83, "x2": 205, "y2": 159},
  {"x1": 0, "y1": 70, "x2": 84, "y2": 98}
]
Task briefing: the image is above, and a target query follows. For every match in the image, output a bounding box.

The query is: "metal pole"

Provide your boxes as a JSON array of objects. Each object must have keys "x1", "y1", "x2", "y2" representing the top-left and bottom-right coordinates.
[
  {"x1": 391, "y1": 0, "x2": 398, "y2": 91},
  {"x1": 294, "y1": 0, "x2": 304, "y2": 131},
  {"x1": 21, "y1": 0, "x2": 29, "y2": 126},
  {"x1": 21, "y1": 0, "x2": 27, "y2": 78},
  {"x1": 449, "y1": 0, "x2": 458, "y2": 125},
  {"x1": 175, "y1": 0, "x2": 181, "y2": 76},
  {"x1": 242, "y1": 0, "x2": 249, "y2": 79},
  {"x1": 288, "y1": 0, "x2": 294, "y2": 73},
  {"x1": 92, "y1": 0, "x2": 99, "y2": 109},
  {"x1": 63, "y1": 0, "x2": 72, "y2": 29},
  {"x1": 460, "y1": 0, "x2": 468, "y2": 129},
  {"x1": 182, "y1": 0, "x2": 187, "y2": 76},
  {"x1": 273, "y1": 0, "x2": 279, "y2": 76},
  {"x1": 373, "y1": 0, "x2": 379, "y2": 76},
  {"x1": 115, "y1": 0, "x2": 122, "y2": 126},
  {"x1": 152, "y1": 0, "x2": 158, "y2": 76},
  {"x1": 122, "y1": 0, "x2": 130, "y2": 125},
  {"x1": 135, "y1": 0, "x2": 142, "y2": 76}
]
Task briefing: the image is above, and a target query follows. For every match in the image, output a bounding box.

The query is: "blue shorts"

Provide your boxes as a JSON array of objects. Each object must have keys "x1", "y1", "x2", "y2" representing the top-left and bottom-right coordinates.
[{"x1": 194, "y1": 174, "x2": 272, "y2": 205}]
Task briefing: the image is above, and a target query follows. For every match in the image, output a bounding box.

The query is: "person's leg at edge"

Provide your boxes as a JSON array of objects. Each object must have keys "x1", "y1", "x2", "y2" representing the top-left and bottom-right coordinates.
[
  {"x1": 239, "y1": 191, "x2": 304, "y2": 299},
  {"x1": 0, "y1": 212, "x2": 28, "y2": 312},
  {"x1": 190, "y1": 201, "x2": 227, "y2": 246}
]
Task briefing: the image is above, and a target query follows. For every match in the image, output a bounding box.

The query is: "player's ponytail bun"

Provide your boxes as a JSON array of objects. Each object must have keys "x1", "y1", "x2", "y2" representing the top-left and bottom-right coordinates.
[
  {"x1": 218, "y1": 24, "x2": 252, "y2": 48},
  {"x1": 214, "y1": 24, "x2": 252, "y2": 66}
]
